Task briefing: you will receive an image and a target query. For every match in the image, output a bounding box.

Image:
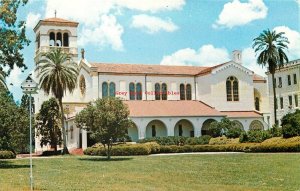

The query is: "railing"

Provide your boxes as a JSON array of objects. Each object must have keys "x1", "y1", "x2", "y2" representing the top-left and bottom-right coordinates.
[{"x1": 36, "y1": 46, "x2": 78, "y2": 55}]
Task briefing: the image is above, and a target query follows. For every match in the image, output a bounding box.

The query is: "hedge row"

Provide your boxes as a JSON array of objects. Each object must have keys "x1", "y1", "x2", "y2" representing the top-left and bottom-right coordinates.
[
  {"x1": 137, "y1": 136, "x2": 211, "y2": 145},
  {"x1": 0, "y1": 150, "x2": 16, "y2": 159},
  {"x1": 84, "y1": 142, "x2": 160, "y2": 156},
  {"x1": 84, "y1": 138, "x2": 300, "y2": 156}
]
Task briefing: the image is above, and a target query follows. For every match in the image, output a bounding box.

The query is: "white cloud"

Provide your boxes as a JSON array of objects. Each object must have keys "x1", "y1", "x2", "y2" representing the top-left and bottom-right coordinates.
[
  {"x1": 78, "y1": 14, "x2": 124, "y2": 51},
  {"x1": 213, "y1": 0, "x2": 268, "y2": 29},
  {"x1": 114, "y1": 0, "x2": 185, "y2": 13},
  {"x1": 6, "y1": 67, "x2": 23, "y2": 90},
  {"x1": 273, "y1": 26, "x2": 300, "y2": 60},
  {"x1": 160, "y1": 44, "x2": 230, "y2": 66},
  {"x1": 131, "y1": 14, "x2": 178, "y2": 34},
  {"x1": 242, "y1": 47, "x2": 267, "y2": 76},
  {"x1": 44, "y1": 0, "x2": 185, "y2": 50},
  {"x1": 26, "y1": 12, "x2": 41, "y2": 28}
]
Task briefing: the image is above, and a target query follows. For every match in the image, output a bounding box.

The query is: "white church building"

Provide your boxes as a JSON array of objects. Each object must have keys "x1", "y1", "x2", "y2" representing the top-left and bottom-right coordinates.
[{"x1": 33, "y1": 17, "x2": 271, "y2": 151}]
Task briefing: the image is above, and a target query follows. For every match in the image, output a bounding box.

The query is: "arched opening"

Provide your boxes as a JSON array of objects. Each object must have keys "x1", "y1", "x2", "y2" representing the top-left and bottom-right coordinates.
[
  {"x1": 174, "y1": 119, "x2": 194, "y2": 137},
  {"x1": 56, "y1": 32, "x2": 62, "y2": 47},
  {"x1": 249, "y1": 120, "x2": 264, "y2": 131},
  {"x1": 155, "y1": 83, "x2": 160, "y2": 100},
  {"x1": 127, "y1": 123, "x2": 139, "y2": 142},
  {"x1": 162, "y1": 83, "x2": 167, "y2": 100},
  {"x1": 136, "y1": 83, "x2": 142, "y2": 100},
  {"x1": 49, "y1": 32, "x2": 55, "y2": 46},
  {"x1": 254, "y1": 88, "x2": 261, "y2": 111},
  {"x1": 79, "y1": 75, "x2": 86, "y2": 97},
  {"x1": 102, "y1": 82, "x2": 108, "y2": 98},
  {"x1": 186, "y1": 84, "x2": 192, "y2": 100},
  {"x1": 201, "y1": 119, "x2": 217, "y2": 136},
  {"x1": 180, "y1": 84, "x2": 185, "y2": 100},
  {"x1": 109, "y1": 82, "x2": 116, "y2": 97},
  {"x1": 146, "y1": 120, "x2": 167, "y2": 138},
  {"x1": 129, "y1": 82, "x2": 135, "y2": 100},
  {"x1": 226, "y1": 76, "x2": 239, "y2": 101},
  {"x1": 63, "y1": 33, "x2": 69, "y2": 47},
  {"x1": 232, "y1": 120, "x2": 244, "y2": 131}
]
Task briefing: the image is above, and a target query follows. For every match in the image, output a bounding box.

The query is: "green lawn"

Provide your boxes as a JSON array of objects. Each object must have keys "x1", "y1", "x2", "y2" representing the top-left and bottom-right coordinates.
[{"x1": 1, "y1": 153, "x2": 300, "y2": 191}]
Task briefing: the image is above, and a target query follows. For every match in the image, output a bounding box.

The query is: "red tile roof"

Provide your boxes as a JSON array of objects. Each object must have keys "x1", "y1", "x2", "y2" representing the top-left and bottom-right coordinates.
[
  {"x1": 34, "y1": 17, "x2": 79, "y2": 32},
  {"x1": 124, "y1": 100, "x2": 225, "y2": 117},
  {"x1": 220, "y1": 111, "x2": 263, "y2": 118},
  {"x1": 253, "y1": 74, "x2": 266, "y2": 83},
  {"x1": 91, "y1": 63, "x2": 210, "y2": 75}
]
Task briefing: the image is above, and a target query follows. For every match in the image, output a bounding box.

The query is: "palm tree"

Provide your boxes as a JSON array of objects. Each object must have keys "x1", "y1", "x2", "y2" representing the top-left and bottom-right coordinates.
[
  {"x1": 36, "y1": 48, "x2": 79, "y2": 154},
  {"x1": 252, "y1": 29, "x2": 289, "y2": 125},
  {"x1": 0, "y1": 71, "x2": 7, "y2": 90}
]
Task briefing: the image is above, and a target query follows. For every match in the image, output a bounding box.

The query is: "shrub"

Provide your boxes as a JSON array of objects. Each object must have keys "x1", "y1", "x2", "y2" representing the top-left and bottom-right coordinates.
[
  {"x1": 209, "y1": 136, "x2": 239, "y2": 145},
  {"x1": 209, "y1": 121, "x2": 223, "y2": 137},
  {"x1": 268, "y1": 125, "x2": 282, "y2": 137},
  {"x1": 225, "y1": 126, "x2": 244, "y2": 138},
  {"x1": 239, "y1": 130, "x2": 271, "y2": 143},
  {"x1": 281, "y1": 109, "x2": 300, "y2": 138},
  {"x1": 0, "y1": 150, "x2": 16, "y2": 159},
  {"x1": 137, "y1": 136, "x2": 188, "y2": 145},
  {"x1": 84, "y1": 142, "x2": 160, "y2": 156},
  {"x1": 185, "y1": 135, "x2": 211, "y2": 145}
]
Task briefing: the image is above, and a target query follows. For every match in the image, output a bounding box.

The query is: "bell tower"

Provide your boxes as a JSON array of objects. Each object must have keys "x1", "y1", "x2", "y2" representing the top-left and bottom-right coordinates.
[{"x1": 33, "y1": 16, "x2": 79, "y2": 64}]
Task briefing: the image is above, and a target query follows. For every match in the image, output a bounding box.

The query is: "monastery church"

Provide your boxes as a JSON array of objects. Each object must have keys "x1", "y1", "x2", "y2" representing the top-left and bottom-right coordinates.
[{"x1": 33, "y1": 17, "x2": 271, "y2": 151}]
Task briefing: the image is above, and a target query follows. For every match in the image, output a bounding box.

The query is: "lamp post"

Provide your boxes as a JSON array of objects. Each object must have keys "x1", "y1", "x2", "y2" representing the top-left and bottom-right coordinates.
[{"x1": 21, "y1": 75, "x2": 38, "y2": 191}]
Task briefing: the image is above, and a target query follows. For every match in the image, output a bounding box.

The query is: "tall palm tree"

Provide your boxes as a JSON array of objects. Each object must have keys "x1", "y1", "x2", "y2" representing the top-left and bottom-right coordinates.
[
  {"x1": 252, "y1": 29, "x2": 289, "y2": 125},
  {"x1": 0, "y1": 70, "x2": 7, "y2": 90},
  {"x1": 36, "y1": 48, "x2": 79, "y2": 154}
]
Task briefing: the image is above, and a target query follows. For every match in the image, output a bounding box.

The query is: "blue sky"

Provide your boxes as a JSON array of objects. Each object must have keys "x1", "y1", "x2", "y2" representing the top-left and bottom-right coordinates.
[{"x1": 7, "y1": 0, "x2": 300, "y2": 101}]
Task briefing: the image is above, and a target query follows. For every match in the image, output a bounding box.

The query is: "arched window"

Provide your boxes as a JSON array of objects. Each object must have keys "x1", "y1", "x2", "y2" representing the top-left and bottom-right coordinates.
[
  {"x1": 155, "y1": 83, "x2": 160, "y2": 100},
  {"x1": 186, "y1": 84, "x2": 192, "y2": 100},
  {"x1": 63, "y1": 33, "x2": 69, "y2": 47},
  {"x1": 109, "y1": 82, "x2": 116, "y2": 97},
  {"x1": 226, "y1": 76, "x2": 239, "y2": 101},
  {"x1": 180, "y1": 84, "x2": 185, "y2": 100},
  {"x1": 102, "y1": 82, "x2": 108, "y2": 98},
  {"x1": 136, "y1": 83, "x2": 142, "y2": 100},
  {"x1": 129, "y1": 83, "x2": 135, "y2": 100},
  {"x1": 255, "y1": 97, "x2": 260, "y2": 111},
  {"x1": 56, "y1": 32, "x2": 62, "y2": 47},
  {"x1": 49, "y1": 32, "x2": 55, "y2": 46},
  {"x1": 162, "y1": 83, "x2": 167, "y2": 100}
]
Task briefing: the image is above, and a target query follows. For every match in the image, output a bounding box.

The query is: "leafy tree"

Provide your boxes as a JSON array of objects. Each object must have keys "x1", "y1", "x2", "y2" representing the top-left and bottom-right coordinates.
[
  {"x1": 35, "y1": 48, "x2": 79, "y2": 154},
  {"x1": 75, "y1": 97, "x2": 133, "y2": 160},
  {"x1": 36, "y1": 98, "x2": 62, "y2": 151},
  {"x1": 0, "y1": 88, "x2": 30, "y2": 153},
  {"x1": 0, "y1": 0, "x2": 30, "y2": 77},
  {"x1": 252, "y1": 29, "x2": 289, "y2": 125},
  {"x1": 209, "y1": 118, "x2": 244, "y2": 138},
  {"x1": 0, "y1": 71, "x2": 7, "y2": 89},
  {"x1": 20, "y1": 93, "x2": 34, "y2": 113},
  {"x1": 281, "y1": 109, "x2": 300, "y2": 138}
]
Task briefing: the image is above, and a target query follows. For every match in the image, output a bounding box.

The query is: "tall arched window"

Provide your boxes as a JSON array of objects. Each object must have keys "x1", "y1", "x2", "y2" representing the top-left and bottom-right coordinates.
[
  {"x1": 155, "y1": 83, "x2": 160, "y2": 100},
  {"x1": 49, "y1": 32, "x2": 55, "y2": 46},
  {"x1": 56, "y1": 32, "x2": 62, "y2": 47},
  {"x1": 180, "y1": 84, "x2": 185, "y2": 100},
  {"x1": 102, "y1": 82, "x2": 108, "y2": 98},
  {"x1": 63, "y1": 33, "x2": 69, "y2": 47},
  {"x1": 226, "y1": 76, "x2": 239, "y2": 101},
  {"x1": 129, "y1": 83, "x2": 135, "y2": 100},
  {"x1": 255, "y1": 97, "x2": 260, "y2": 111},
  {"x1": 109, "y1": 82, "x2": 116, "y2": 97},
  {"x1": 136, "y1": 83, "x2": 142, "y2": 100},
  {"x1": 186, "y1": 84, "x2": 192, "y2": 100},
  {"x1": 162, "y1": 83, "x2": 167, "y2": 100}
]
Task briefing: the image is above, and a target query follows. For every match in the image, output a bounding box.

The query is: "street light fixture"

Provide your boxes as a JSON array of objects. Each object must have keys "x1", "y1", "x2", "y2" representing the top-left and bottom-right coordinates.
[{"x1": 21, "y1": 74, "x2": 38, "y2": 191}]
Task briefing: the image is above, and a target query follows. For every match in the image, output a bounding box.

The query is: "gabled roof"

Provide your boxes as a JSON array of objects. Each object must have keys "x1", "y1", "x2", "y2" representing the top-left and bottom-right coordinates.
[
  {"x1": 124, "y1": 100, "x2": 225, "y2": 117},
  {"x1": 91, "y1": 63, "x2": 209, "y2": 76},
  {"x1": 220, "y1": 111, "x2": 263, "y2": 118},
  {"x1": 34, "y1": 17, "x2": 79, "y2": 32},
  {"x1": 253, "y1": 74, "x2": 266, "y2": 83}
]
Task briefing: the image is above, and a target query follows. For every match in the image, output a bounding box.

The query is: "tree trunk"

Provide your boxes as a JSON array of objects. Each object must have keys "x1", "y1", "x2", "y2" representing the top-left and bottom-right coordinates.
[
  {"x1": 59, "y1": 98, "x2": 69, "y2": 154},
  {"x1": 107, "y1": 144, "x2": 111, "y2": 160},
  {"x1": 271, "y1": 72, "x2": 278, "y2": 125}
]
